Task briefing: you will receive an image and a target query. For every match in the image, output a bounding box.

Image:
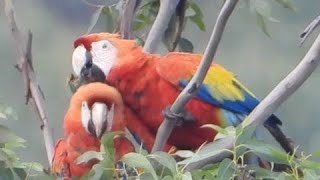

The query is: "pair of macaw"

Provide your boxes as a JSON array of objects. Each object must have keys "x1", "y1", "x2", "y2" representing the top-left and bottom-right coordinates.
[{"x1": 52, "y1": 33, "x2": 292, "y2": 178}]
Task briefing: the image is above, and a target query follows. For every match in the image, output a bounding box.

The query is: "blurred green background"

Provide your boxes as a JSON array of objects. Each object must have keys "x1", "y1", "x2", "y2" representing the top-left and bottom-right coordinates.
[{"x1": 0, "y1": 0, "x2": 320, "y2": 167}]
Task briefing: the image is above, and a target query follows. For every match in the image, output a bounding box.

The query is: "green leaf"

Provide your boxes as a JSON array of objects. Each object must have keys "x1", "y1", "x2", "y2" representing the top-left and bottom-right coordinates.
[
  {"x1": 163, "y1": 15, "x2": 177, "y2": 51},
  {"x1": 178, "y1": 142, "x2": 228, "y2": 165},
  {"x1": 250, "y1": 0, "x2": 279, "y2": 22},
  {"x1": 0, "y1": 148, "x2": 9, "y2": 162},
  {"x1": 87, "y1": 163, "x2": 112, "y2": 180},
  {"x1": 235, "y1": 124, "x2": 257, "y2": 145},
  {"x1": 243, "y1": 140, "x2": 289, "y2": 164},
  {"x1": 188, "y1": 2, "x2": 206, "y2": 31},
  {"x1": 178, "y1": 38, "x2": 194, "y2": 52},
  {"x1": 249, "y1": 0, "x2": 282, "y2": 36},
  {"x1": 13, "y1": 168, "x2": 27, "y2": 179},
  {"x1": 182, "y1": 171, "x2": 193, "y2": 180},
  {"x1": 277, "y1": 172, "x2": 292, "y2": 180},
  {"x1": 303, "y1": 169, "x2": 318, "y2": 180},
  {"x1": 102, "y1": 6, "x2": 117, "y2": 33},
  {"x1": 191, "y1": 163, "x2": 219, "y2": 179},
  {"x1": 175, "y1": 150, "x2": 195, "y2": 159},
  {"x1": 149, "y1": 151, "x2": 177, "y2": 176},
  {"x1": 202, "y1": 124, "x2": 228, "y2": 135},
  {"x1": 27, "y1": 162, "x2": 44, "y2": 172},
  {"x1": 0, "y1": 168, "x2": 14, "y2": 180},
  {"x1": 121, "y1": 152, "x2": 157, "y2": 179},
  {"x1": 162, "y1": 175, "x2": 174, "y2": 180},
  {"x1": 0, "y1": 125, "x2": 19, "y2": 144},
  {"x1": 134, "y1": 13, "x2": 152, "y2": 31},
  {"x1": 248, "y1": 165, "x2": 280, "y2": 178},
  {"x1": 300, "y1": 159, "x2": 320, "y2": 170},
  {"x1": 76, "y1": 151, "x2": 103, "y2": 165},
  {"x1": 217, "y1": 159, "x2": 235, "y2": 180},
  {"x1": 100, "y1": 131, "x2": 123, "y2": 160},
  {"x1": 255, "y1": 12, "x2": 270, "y2": 37},
  {"x1": 87, "y1": 6, "x2": 104, "y2": 34},
  {"x1": 4, "y1": 136, "x2": 26, "y2": 149},
  {"x1": 0, "y1": 104, "x2": 18, "y2": 120},
  {"x1": 274, "y1": 0, "x2": 296, "y2": 11},
  {"x1": 185, "y1": 7, "x2": 196, "y2": 17}
]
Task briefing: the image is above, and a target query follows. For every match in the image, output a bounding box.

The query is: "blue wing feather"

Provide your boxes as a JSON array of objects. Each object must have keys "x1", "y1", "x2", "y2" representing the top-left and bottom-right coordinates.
[{"x1": 179, "y1": 80, "x2": 259, "y2": 114}]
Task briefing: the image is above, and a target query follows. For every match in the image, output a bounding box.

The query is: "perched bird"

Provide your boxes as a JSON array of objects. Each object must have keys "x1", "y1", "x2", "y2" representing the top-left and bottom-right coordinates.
[
  {"x1": 52, "y1": 82, "x2": 139, "y2": 178},
  {"x1": 71, "y1": 33, "x2": 293, "y2": 154}
]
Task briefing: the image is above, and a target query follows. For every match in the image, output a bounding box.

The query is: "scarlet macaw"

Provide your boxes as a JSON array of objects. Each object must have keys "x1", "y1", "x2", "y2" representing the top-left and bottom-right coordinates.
[
  {"x1": 52, "y1": 82, "x2": 139, "y2": 178},
  {"x1": 70, "y1": 33, "x2": 292, "y2": 153}
]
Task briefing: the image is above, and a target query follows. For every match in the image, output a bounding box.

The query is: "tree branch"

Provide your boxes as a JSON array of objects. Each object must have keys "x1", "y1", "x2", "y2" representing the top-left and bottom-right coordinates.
[
  {"x1": 4, "y1": 0, "x2": 54, "y2": 167},
  {"x1": 143, "y1": 0, "x2": 180, "y2": 53},
  {"x1": 300, "y1": 15, "x2": 320, "y2": 45},
  {"x1": 185, "y1": 29, "x2": 320, "y2": 171},
  {"x1": 151, "y1": 0, "x2": 239, "y2": 153},
  {"x1": 119, "y1": 0, "x2": 141, "y2": 39}
]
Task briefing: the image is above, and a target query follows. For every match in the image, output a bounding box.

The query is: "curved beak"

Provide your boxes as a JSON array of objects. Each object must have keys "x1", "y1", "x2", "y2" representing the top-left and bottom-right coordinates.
[
  {"x1": 81, "y1": 101, "x2": 114, "y2": 139},
  {"x1": 79, "y1": 51, "x2": 106, "y2": 84}
]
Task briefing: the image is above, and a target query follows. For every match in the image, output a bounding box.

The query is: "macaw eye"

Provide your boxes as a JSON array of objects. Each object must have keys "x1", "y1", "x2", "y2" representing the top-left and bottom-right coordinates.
[{"x1": 102, "y1": 43, "x2": 107, "y2": 49}]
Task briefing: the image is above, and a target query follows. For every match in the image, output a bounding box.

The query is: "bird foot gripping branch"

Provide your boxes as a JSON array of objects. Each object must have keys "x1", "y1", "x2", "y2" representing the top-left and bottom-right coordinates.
[{"x1": 162, "y1": 106, "x2": 195, "y2": 126}]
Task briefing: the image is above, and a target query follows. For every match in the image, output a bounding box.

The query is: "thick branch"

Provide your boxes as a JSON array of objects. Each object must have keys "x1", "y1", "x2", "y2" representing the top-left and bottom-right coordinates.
[
  {"x1": 143, "y1": 0, "x2": 180, "y2": 53},
  {"x1": 4, "y1": 0, "x2": 54, "y2": 167},
  {"x1": 151, "y1": 0, "x2": 239, "y2": 153},
  {"x1": 184, "y1": 30, "x2": 320, "y2": 171},
  {"x1": 119, "y1": 0, "x2": 141, "y2": 39}
]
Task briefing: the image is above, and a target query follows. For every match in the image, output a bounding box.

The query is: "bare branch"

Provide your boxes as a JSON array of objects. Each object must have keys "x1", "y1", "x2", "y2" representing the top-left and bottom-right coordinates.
[
  {"x1": 4, "y1": 0, "x2": 54, "y2": 167},
  {"x1": 119, "y1": 0, "x2": 141, "y2": 39},
  {"x1": 246, "y1": 35, "x2": 320, "y2": 127},
  {"x1": 151, "y1": 0, "x2": 239, "y2": 153},
  {"x1": 185, "y1": 29, "x2": 320, "y2": 171},
  {"x1": 300, "y1": 15, "x2": 320, "y2": 45},
  {"x1": 143, "y1": 0, "x2": 180, "y2": 53}
]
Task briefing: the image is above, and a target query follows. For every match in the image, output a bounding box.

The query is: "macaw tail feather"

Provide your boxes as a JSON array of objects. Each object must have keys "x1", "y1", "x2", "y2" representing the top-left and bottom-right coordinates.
[{"x1": 264, "y1": 116, "x2": 295, "y2": 155}]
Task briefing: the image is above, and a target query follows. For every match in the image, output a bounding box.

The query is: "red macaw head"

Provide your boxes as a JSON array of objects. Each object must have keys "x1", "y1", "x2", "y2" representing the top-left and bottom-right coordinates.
[
  {"x1": 71, "y1": 33, "x2": 140, "y2": 84},
  {"x1": 53, "y1": 82, "x2": 128, "y2": 178},
  {"x1": 63, "y1": 81, "x2": 126, "y2": 138}
]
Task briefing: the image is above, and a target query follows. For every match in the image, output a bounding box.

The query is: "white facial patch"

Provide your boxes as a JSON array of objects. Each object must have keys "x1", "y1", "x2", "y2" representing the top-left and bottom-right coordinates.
[
  {"x1": 90, "y1": 40, "x2": 118, "y2": 77},
  {"x1": 72, "y1": 45, "x2": 87, "y2": 76},
  {"x1": 81, "y1": 101, "x2": 91, "y2": 135}
]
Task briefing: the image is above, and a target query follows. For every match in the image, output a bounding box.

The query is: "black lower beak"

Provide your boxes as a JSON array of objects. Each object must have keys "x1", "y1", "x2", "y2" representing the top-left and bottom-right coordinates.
[{"x1": 80, "y1": 64, "x2": 106, "y2": 84}]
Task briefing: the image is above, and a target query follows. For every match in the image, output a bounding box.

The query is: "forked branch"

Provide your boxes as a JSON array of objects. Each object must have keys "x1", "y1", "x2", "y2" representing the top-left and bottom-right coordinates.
[{"x1": 4, "y1": 0, "x2": 54, "y2": 167}]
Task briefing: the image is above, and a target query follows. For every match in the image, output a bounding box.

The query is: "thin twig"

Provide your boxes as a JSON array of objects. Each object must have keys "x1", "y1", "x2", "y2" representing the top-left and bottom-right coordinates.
[
  {"x1": 143, "y1": 0, "x2": 180, "y2": 53},
  {"x1": 185, "y1": 30, "x2": 320, "y2": 171},
  {"x1": 151, "y1": 0, "x2": 239, "y2": 153},
  {"x1": 3, "y1": 0, "x2": 54, "y2": 167},
  {"x1": 300, "y1": 15, "x2": 320, "y2": 45}
]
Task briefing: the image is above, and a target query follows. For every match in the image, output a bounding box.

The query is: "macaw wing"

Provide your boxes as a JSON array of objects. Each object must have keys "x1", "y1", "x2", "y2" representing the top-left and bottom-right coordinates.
[
  {"x1": 157, "y1": 53, "x2": 260, "y2": 126},
  {"x1": 52, "y1": 139, "x2": 70, "y2": 178}
]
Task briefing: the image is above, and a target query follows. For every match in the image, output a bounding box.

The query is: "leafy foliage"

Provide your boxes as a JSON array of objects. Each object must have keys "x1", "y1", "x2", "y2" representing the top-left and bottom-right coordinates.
[
  {"x1": 0, "y1": 105, "x2": 53, "y2": 179},
  {"x1": 84, "y1": 0, "x2": 206, "y2": 53},
  {"x1": 245, "y1": 0, "x2": 296, "y2": 37},
  {"x1": 74, "y1": 124, "x2": 320, "y2": 180}
]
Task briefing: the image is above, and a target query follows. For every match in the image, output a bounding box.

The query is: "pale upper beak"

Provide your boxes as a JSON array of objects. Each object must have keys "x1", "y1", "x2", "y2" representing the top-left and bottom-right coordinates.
[{"x1": 81, "y1": 101, "x2": 114, "y2": 138}]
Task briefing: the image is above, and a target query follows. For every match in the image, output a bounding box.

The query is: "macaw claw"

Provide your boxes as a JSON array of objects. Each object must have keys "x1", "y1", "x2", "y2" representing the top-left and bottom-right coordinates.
[{"x1": 162, "y1": 106, "x2": 196, "y2": 126}]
